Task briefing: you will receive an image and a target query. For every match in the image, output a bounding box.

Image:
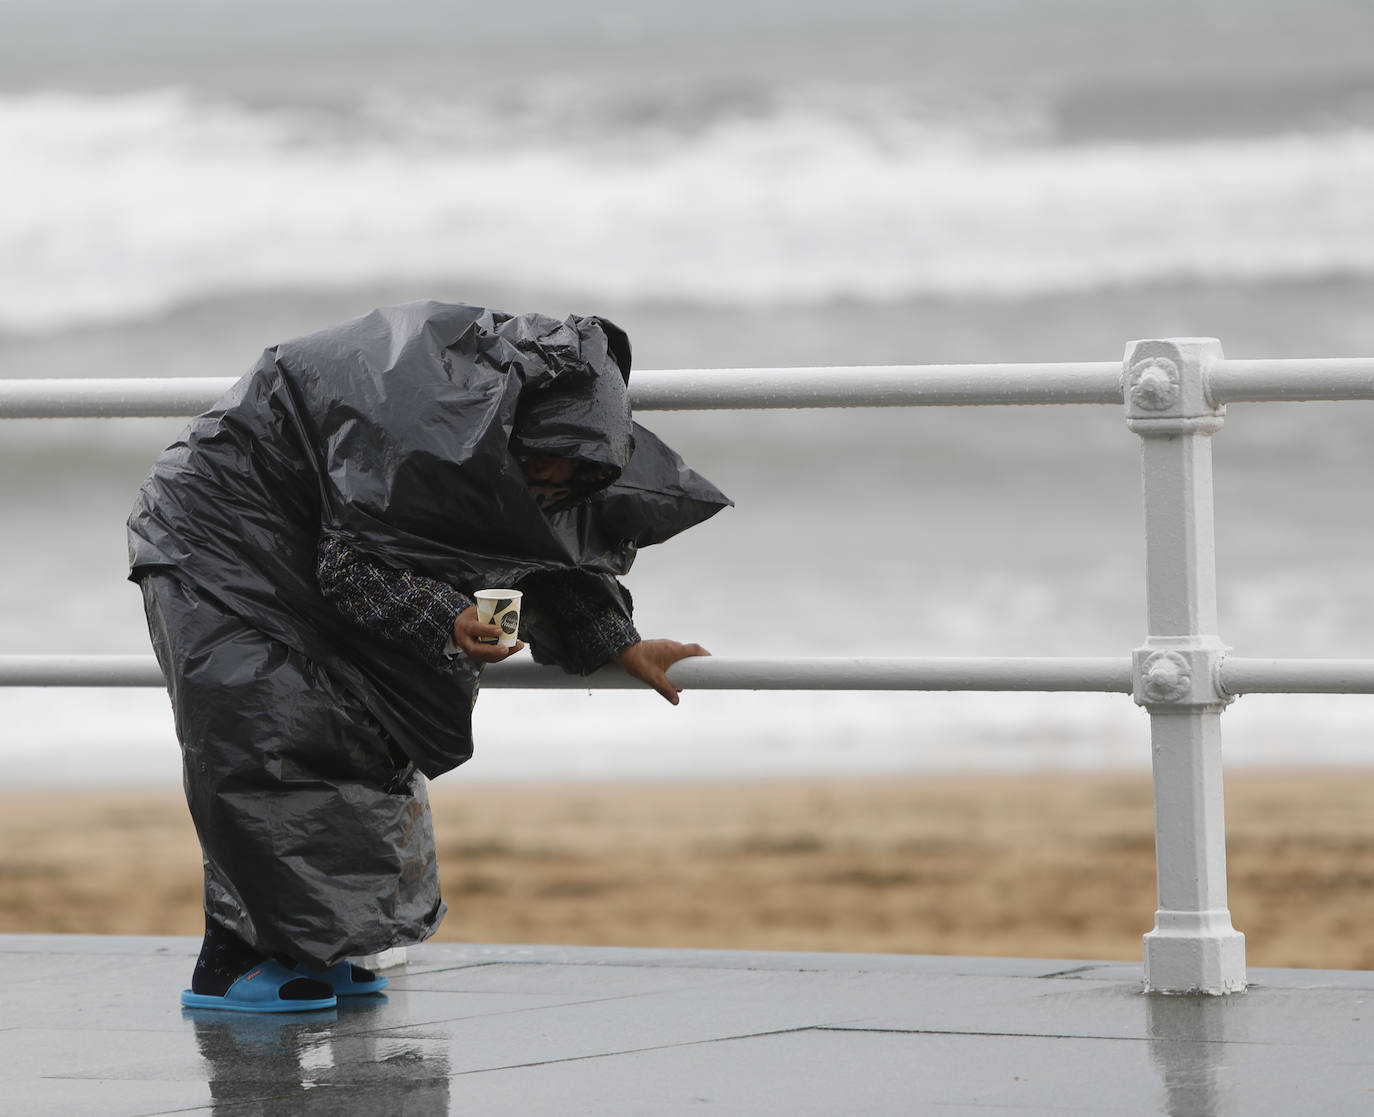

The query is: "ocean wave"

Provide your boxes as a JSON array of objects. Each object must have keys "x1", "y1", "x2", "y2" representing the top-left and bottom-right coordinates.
[
  {"x1": 4, "y1": 87, "x2": 1374, "y2": 334},
  {"x1": 7, "y1": 685, "x2": 1374, "y2": 786}
]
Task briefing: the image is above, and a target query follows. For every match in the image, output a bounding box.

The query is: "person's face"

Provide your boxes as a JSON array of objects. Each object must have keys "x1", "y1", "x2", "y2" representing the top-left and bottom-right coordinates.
[{"x1": 520, "y1": 456, "x2": 578, "y2": 509}]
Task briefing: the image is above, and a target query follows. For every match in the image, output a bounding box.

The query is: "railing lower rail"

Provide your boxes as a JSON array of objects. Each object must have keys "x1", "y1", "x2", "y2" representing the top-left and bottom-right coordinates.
[
  {"x1": 13, "y1": 653, "x2": 1374, "y2": 694},
  {"x1": 0, "y1": 654, "x2": 1135, "y2": 691}
]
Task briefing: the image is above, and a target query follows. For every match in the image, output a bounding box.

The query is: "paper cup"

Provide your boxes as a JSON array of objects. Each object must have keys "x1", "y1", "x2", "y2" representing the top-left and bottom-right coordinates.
[{"x1": 475, "y1": 589, "x2": 523, "y2": 647}]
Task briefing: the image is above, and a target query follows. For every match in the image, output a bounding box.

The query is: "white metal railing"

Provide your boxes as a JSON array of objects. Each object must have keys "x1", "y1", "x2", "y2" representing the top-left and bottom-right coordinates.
[
  {"x1": 0, "y1": 654, "x2": 1136, "y2": 691},
  {"x1": 4, "y1": 356, "x2": 1373, "y2": 418},
  {"x1": 11, "y1": 651, "x2": 1374, "y2": 694},
  {"x1": 5, "y1": 340, "x2": 1374, "y2": 996}
]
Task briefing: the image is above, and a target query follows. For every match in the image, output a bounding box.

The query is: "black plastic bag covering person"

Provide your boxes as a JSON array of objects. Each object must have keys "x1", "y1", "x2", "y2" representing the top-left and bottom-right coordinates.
[{"x1": 128, "y1": 301, "x2": 730, "y2": 965}]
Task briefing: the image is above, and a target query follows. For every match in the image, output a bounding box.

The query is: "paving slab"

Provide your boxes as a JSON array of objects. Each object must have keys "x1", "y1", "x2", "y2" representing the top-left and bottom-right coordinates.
[{"x1": 2, "y1": 934, "x2": 1373, "y2": 1116}]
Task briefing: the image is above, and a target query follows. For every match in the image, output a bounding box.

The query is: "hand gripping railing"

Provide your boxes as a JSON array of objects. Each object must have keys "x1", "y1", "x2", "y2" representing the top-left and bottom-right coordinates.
[{"x1": 5, "y1": 342, "x2": 1374, "y2": 995}]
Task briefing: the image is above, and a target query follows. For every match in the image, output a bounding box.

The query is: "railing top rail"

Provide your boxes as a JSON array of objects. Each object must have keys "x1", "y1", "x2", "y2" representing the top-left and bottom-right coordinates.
[
  {"x1": 3, "y1": 355, "x2": 1373, "y2": 419},
  {"x1": 1206, "y1": 358, "x2": 1374, "y2": 403},
  {"x1": 632, "y1": 364, "x2": 1124, "y2": 410},
  {"x1": 0, "y1": 365, "x2": 1121, "y2": 418}
]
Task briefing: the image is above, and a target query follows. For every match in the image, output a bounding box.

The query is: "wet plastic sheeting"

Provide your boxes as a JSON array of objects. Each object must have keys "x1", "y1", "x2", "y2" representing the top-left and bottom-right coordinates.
[
  {"x1": 124, "y1": 302, "x2": 729, "y2": 965},
  {"x1": 128, "y1": 300, "x2": 730, "y2": 779}
]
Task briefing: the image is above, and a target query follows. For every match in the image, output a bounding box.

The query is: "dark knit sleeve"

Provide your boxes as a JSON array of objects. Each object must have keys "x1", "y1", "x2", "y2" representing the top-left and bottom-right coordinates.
[
  {"x1": 317, "y1": 535, "x2": 473, "y2": 670},
  {"x1": 519, "y1": 569, "x2": 640, "y2": 675}
]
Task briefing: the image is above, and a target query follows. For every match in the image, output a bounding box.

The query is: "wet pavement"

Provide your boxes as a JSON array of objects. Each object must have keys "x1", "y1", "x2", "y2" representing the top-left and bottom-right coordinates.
[{"x1": 3, "y1": 933, "x2": 1373, "y2": 1115}]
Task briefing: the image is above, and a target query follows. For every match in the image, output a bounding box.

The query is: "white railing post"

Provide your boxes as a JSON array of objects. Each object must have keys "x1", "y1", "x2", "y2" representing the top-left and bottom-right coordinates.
[{"x1": 1125, "y1": 338, "x2": 1246, "y2": 995}]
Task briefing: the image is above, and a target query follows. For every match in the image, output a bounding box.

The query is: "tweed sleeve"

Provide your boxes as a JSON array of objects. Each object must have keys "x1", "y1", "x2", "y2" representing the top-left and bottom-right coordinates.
[
  {"x1": 520, "y1": 569, "x2": 640, "y2": 675},
  {"x1": 317, "y1": 535, "x2": 473, "y2": 670}
]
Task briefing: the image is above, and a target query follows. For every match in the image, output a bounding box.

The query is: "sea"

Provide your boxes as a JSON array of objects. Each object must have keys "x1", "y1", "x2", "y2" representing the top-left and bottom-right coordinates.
[{"x1": 3, "y1": 0, "x2": 1374, "y2": 786}]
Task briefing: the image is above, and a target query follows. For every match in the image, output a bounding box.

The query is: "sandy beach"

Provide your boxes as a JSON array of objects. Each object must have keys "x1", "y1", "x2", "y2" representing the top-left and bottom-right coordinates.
[{"x1": 4, "y1": 770, "x2": 1374, "y2": 972}]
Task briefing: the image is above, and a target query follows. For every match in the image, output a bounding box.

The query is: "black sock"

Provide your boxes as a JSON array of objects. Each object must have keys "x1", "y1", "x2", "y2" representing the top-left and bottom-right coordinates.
[
  {"x1": 191, "y1": 915, "x2": 261, "y2": 996},
  {"x1": 191, "y1": 915, "x2": 331, "y2": 1001},
  {"x1": 347, "y1": 963, "x2": 377, "y2": 984}
]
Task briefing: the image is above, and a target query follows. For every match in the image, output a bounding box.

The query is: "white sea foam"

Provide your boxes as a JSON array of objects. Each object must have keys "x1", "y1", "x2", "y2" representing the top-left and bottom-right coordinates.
[
  {"x1": 7, "y1": 683, "x2": 1374, "y2": 787},
  {"x1": 4, "y1": 88, "x2": 1374, "y2": 334}
]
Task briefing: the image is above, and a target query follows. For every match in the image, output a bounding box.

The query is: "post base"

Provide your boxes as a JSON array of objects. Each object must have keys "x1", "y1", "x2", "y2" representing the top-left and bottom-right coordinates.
[{"x1": 1144, "y1": 911, "x2": 1246, "y2": 995}]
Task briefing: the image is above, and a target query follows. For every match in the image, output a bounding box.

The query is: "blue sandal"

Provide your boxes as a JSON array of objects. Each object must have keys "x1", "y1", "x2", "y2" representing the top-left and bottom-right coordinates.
[
  {"x1": 180, "y1": 958, "x2": 338, "y2": 1013},
  {"x1": 292, "y1": 960, "x2": 388, "y2": 996}
]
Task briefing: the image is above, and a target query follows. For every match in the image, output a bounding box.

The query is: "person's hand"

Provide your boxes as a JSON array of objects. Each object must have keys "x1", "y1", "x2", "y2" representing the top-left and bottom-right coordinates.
[
  {"x1": 452, "y1": 605, "x2": 525, "y2": 664},
  {"x1": 615, "y1": 639, "x2": 710, "y2": 705}
]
